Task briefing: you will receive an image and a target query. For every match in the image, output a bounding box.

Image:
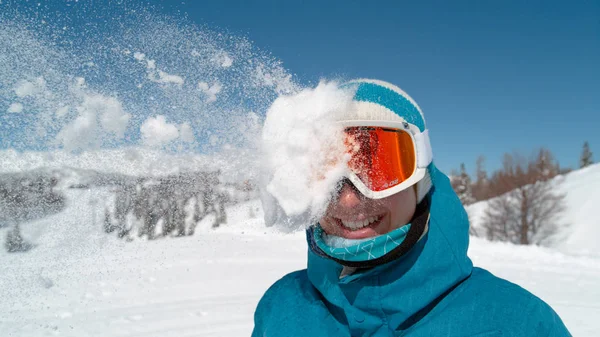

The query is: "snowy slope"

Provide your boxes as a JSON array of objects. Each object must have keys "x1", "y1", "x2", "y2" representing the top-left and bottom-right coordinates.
[
  {"x1": 0, "y1": 148, "x2": 259, "y2": 183},
  {"x1": 1, "y1": 186, "x2": 599, "y2": 336},
  {"x1": 556, "y1": 164, "x2": 600, "y2": 255},
  {"x1": 0, "y1": 192, "x2": 304, "y2": 337},
  {"x1": 1, "y1": 157, "x2": 599, "y2": 336},
  {"x1": 467, "y1": 163, "x2": 600, "y2": 256},
  {"x1": 5, "y1": 150, "x2": 598, "y2": 255}
]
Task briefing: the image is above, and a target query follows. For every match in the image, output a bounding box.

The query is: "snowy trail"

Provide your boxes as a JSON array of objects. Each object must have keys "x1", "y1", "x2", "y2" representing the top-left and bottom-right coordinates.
[
  {"x1": 2, "y1": 230, "x2": 305, "y2": 337},
  {"x1": 469, "y1": 237, "x2": 600, "y2": 337},
  {"x1": 2, "y1": 192, "x2": 599, "y2": 336}
]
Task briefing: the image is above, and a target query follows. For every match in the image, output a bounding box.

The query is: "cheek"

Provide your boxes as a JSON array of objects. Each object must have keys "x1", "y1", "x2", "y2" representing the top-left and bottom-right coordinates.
[
  {"x1": 319, "y1": 217, "x2": 342, "y2": 236},
  {"x1": 386, "y1": 188, "x2": 417, "y2": 227}
]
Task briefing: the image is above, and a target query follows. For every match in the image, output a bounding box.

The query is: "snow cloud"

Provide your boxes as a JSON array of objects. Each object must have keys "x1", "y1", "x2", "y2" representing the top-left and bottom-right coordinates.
[
  {"x1": 221, "y1": 54, "x2": 233, "y2": 68},
  {"x1": 133, "y1": 51, "x2": 184, "y2": 86},
  {"x1": 179, "y1": 122, "x2": 195, "y2": 143},
  {"x1": 13, "y1": 77, "x2": 48, "y2": 98},
  {"x1": 254, "y1": 63, "x2": 295, "y2": 95},
  {"x1": 133, "y1": 52, "x2": 145, "y2": 61},
  {"x1": 213, "y1": 51, "x2": 233, "y2": 68},
  {"x1": 7, "y1": 102, "x2": 23, "y2": 113},
  {"x1": 56, "y1": 106, "x2": 70, "y2": 118},
  {"x1": 150, "y1": 70, "x2": 184, "y2": 85},
  {"x1": 198, "y1": 81, "x2": 222, "y2": 103}
]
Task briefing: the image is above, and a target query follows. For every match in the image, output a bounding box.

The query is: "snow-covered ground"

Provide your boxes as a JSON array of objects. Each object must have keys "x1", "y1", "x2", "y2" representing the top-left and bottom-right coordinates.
[
  {"x1": 1, "y1": 184, "x2": 599, "y2": 336},
  {"x1": 467, "y1": 162, "x2": 600, "y2": 256}
]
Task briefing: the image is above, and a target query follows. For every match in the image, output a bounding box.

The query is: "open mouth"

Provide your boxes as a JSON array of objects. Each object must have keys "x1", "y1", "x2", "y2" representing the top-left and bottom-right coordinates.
[{"x1": 335, "y1": 214, "x2": 384, "y2": 231}]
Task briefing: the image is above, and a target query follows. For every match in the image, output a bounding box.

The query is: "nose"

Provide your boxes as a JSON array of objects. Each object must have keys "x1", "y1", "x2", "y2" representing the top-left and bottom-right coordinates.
[{"x1": 335, "y1": 182, "x2": 363, "y2": 209}]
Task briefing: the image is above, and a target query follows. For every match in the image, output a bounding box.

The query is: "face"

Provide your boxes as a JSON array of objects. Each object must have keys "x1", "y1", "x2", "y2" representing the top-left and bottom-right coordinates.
[{"x1": 319, "y1": 182, "x2": 417, "y2": 239}]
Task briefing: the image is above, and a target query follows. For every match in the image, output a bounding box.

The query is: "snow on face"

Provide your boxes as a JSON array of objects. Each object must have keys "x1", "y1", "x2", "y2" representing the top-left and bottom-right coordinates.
[{"x1": 261, "y1": 81, "x2": 355, "y2": 228}]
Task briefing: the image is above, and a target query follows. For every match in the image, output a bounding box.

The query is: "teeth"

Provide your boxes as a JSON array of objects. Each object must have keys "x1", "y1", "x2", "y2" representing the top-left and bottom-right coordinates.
[{"x1": 340, "y1": 215, "x2": 380, "y2": 230}]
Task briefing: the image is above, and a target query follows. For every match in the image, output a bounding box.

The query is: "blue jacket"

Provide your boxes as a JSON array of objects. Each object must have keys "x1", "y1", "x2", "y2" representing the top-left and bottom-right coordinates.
[{"x1": 253, "y1": 166, "x2": 571, "y2": 336}]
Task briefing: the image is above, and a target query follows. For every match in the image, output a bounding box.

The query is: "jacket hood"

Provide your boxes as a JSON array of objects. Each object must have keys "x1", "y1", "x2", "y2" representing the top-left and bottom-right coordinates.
[{"x1": 305, "y1": 164, "x2": 473, "y2": 334}]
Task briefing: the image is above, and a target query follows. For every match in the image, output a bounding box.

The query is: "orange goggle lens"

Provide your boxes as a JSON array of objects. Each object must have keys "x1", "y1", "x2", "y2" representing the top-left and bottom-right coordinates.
[{"x1": 345, "y1": 126, "x2": 416, "y2": 192}]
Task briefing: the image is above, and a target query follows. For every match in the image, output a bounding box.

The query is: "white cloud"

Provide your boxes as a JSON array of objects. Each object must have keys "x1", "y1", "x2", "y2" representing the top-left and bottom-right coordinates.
[
  {"x1": 74, "y1": 77, "x2": 86, "y2": 89},
  {"x1": 7, "y1": 103, "x2": 23, "y2": 113},
  {"x1": 221, "y1": 54, "x2": 233, "y2": 68},
  {"x1": 209, "y1": 135, "x2": 219, "y2": 146},
  {"x1": 222, "y1": 56, "x2": 233, "y2": 68},
  {"x1": 134, "y1": 52, "x2": 184, "y2": 86},
  {"x1": 56, "y1": 109, "x2": 97, "y2": 151},
  {"x1": 92, "y1": 96, "x2": 131, "y2": 137},
  {"x1": 56, "y1": 93, "x2": 131, "y2": 151},
  {"x1": 14, "y1": 81, "x2": 36, "y2": 97},
  {"x1": 56, "y1": 106, "x2": 70, "y2": 118},
  {"x1": 140, "y1": 115, "x2": 180, "y2": 146},
  {"x1": 198, "y1": 81, "x2": 222, "y2": 103},
  {"x1": 149, "y1": 70, "x2": 184, "y2": 85},
  {"x1": 133, "y1": 52, "x2": 145, "y2": 61},
  {"x1": 179, "y1": 122, "x2": 195, "y2": 143},
  {"x1": 212, "y1": 52, "x2": 233, "y2": 68},
  {"x1": 14, "y1": 77, "x2": 47, "y2": 97}
]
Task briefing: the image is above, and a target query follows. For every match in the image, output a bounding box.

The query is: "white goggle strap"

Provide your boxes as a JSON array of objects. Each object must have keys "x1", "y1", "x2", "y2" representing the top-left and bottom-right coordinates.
[{"x1": 413, "y1": 129, "x2": 433, "y2": 168}]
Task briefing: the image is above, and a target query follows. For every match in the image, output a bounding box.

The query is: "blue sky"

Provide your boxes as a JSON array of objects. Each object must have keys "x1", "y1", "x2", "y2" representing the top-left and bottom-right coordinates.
[
  {"x1": 171, "y1": 0, "x2": 599, "y2": 175},
  {"x1": 2, "y1": 0, "x2": 598, "y2": 176}
]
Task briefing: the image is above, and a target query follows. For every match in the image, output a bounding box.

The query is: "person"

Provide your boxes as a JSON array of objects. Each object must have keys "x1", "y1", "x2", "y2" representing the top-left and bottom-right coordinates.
[{"x1": 252, "y1": 79, "x2": 571, "y2": 336}]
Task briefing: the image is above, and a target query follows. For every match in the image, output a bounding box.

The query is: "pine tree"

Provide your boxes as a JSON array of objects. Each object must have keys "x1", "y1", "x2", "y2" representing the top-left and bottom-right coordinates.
[
  {"x1": 5, "y1": 223, "x2": 32, "y2": 253},
  {"x1": 580, "y1": 141, "x2": 593, "y2": 168},
  {"x1": 451, "y1": 163, "x2": 475, "y2": 205},
  {"x1": 103, "y1": 208, "x2": 114, "y2": 233}
]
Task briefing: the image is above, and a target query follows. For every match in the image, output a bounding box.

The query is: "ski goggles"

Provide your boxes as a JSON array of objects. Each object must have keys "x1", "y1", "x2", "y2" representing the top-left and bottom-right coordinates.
[{"x1": 338, "y1": 120, "x2": 432, "y2": 199}]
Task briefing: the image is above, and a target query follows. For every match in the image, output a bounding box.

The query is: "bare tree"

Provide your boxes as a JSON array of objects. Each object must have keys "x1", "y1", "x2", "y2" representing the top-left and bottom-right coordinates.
[
  {"x1": 472, "y1": 155, "x2": 489, "y2": 201},
  {"x1": 530, "y1": 148, "x2": 558, "y2": 181},
  {"x1": 481, "y1": 150, "x2": 566, "y2": 245}
]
